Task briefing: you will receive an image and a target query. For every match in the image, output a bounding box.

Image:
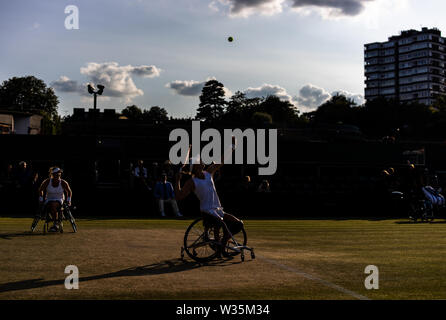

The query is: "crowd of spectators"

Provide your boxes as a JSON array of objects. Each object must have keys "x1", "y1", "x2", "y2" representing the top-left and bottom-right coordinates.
[
  {"x1": 4, "y1": 158, "x2": 443, "y2": 218},
  {"x1": 0, "y1": 161, "x2": 41, "y2": 214}
]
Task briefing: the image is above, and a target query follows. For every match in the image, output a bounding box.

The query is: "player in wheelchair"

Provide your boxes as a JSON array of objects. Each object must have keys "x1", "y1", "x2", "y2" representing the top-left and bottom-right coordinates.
[
  {"x1": 175, "y1": 139, "x2": 255, "y2": 262},
  {"x1": 31, "y1": 167, "x2": 76, "y2": 233}
]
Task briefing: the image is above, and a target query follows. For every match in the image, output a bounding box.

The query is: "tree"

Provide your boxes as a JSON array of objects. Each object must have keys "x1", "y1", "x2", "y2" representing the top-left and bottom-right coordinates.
[
  {"x1": 122, "y1": 105, "x2": 143, "y2": 120},
  {"x1": 251, "y1": 112, "x2": 272, "y2": 125},
  {"x1": 0, "y1": 76, "x2": 59, "y2": 115},
  {"x1": 196, "y1": 80, "x2": 227, "y2": 122},
  {"x1": 307, "y1": 94, "x2": 357, "y2": 125},
  {"x1": 143, "y1": 106, "x2": 169, "y2": 123},
  {"x1": 258, "y1": 95, "x2": 299, "y2": 125},
  {"x1": 0, "y1": 76, "x2": 60, "y2": 134}
]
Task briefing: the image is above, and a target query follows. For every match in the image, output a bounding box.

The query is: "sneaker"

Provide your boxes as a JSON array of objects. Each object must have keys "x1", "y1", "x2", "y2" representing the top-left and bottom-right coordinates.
[
  {"x1": 176, "y1": 212, "x2": 183, "y2": 217},
  {"x1": 160, "y1": 212, "x2": 166, "y2": 217},
  {"x1": 49, "y1": 225, "x2": 59, "y2": 232}
]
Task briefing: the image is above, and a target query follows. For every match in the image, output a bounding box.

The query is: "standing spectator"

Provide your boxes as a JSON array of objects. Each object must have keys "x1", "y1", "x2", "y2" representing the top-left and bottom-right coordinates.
[
  {"x1": 149, "y1": 162, "x2": 160, "y2": 189},
  {"x1": 163, "y1": 160, "x2": 175, "y2": 182},
  {"x1": 14, "y1": 161, "x2": 34, "y2": 213},
  {"x1": 133, "y1": 160, "x2": 151, "y2": 191},
  {"x1": 154, "y1": 172, "x2": 182, "y2": 217}
]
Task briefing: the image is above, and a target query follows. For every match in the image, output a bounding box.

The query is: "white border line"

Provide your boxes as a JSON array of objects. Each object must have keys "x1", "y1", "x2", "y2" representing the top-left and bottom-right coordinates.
[{"x1": 258, "y1": 256, "x2": 371, "y2": 300}]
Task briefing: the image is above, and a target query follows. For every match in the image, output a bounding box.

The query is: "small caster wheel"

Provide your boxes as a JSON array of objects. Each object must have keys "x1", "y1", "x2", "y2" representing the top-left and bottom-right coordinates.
[
  {"x1": 251, "y1": 251, "x2": 255, "y2": 259},
  {"x1": 241, "y1": 254, "x2": 245, "y2": 262}
]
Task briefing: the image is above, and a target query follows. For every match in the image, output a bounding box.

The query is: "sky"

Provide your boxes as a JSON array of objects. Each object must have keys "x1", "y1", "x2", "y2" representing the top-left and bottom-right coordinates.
[{"x1": 1, "y1": 0, "x2": 446, "y2": 118}]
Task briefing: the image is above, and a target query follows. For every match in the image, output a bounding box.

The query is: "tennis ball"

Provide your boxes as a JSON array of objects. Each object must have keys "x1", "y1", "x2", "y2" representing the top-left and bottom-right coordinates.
[{"x1": 228, "y1": 36, "x2": 234, "y2": 42}]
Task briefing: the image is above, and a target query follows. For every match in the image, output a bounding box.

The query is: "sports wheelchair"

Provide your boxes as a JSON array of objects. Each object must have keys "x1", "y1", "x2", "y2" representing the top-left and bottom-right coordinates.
[
  {"x1": 30, "y1": 201, "x2": 78, "y2": 234},
  {"x1": 180, "y1": 213, "x2": 255, "y2": 263},
  {"x1": 392, "y1": 190, "x2": 437, "y2": 222}
]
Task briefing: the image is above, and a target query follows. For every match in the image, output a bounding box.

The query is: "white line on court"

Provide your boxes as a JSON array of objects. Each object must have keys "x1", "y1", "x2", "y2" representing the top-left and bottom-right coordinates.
[{"x1": 257, "y1": 256, "x2": 371, "y2": 300}]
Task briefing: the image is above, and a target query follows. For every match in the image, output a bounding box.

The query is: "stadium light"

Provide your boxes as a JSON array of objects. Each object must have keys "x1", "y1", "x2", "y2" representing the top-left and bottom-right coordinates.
[{"x1": 87, "y1": 84, "x2": 105, "y2": 140}]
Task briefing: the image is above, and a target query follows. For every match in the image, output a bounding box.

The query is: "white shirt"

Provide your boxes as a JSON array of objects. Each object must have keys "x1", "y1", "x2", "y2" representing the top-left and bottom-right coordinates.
[
  {"x1": 46, "y1": 179, "x2": 65, "y2": 203},
  {"x1": 133, "y1": 166, "x2": 147, "y2": 178},
  {"x1": 192, "y1": 171, "x2": 222, "y2": 213}
]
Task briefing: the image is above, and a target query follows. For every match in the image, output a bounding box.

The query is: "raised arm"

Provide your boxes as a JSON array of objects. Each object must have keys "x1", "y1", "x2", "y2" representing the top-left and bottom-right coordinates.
[
  {"x1": 174, "y1": 173, "x2": 195, "y2": 201},
  {"x1": 207, "y1": 136, "x2": 236, "y2": 176}
]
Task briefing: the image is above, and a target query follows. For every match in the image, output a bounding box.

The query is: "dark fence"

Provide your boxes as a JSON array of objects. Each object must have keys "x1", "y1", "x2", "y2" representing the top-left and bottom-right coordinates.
[{"x1": 2, "y1": 134, "x2": 445, "y2": 218}]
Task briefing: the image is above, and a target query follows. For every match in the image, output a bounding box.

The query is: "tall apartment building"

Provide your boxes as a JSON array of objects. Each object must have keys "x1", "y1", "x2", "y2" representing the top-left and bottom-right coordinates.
[{"x1": 364, "y1": 27, "x2": 446, "y2": 105}]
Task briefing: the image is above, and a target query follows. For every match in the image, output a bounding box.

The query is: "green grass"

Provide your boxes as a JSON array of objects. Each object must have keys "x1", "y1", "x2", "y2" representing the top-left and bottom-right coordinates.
[{"x1": 1, "y1": 217, "x2": 446, "y2": 299}]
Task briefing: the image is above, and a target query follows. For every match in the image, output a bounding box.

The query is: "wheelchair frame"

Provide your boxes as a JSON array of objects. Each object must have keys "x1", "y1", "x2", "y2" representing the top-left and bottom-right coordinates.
[
  {"x1": 31, "y1": 201, "x2": 77, "y2": 233},
  {"x1": 181, "y1": 214, "x2": 255, "y2": 263}
]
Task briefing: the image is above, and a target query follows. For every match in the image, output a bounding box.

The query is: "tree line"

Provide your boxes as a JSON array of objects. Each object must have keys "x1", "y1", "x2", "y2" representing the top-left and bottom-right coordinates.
[{"x1": 2, "y1": 76, "x2": 446, "y2": 140}]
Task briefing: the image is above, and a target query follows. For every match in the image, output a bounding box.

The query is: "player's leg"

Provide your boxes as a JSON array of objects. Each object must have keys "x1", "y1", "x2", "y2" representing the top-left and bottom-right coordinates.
[
  {"x1": 223, "y1": 212, "x2": 244, "y2": 236},
  {"x1": 220, "y1": 211, "x2": 244, "y2": 256},
  {"x1": 48, "y1": 201, "x2": 61, "y2": 231}
]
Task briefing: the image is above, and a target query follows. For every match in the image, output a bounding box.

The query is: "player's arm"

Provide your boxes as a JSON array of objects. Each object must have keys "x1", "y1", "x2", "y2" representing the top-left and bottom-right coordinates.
[
  {"x1": 61, "y1": 180, "x2": 73, "y2": 205},
  {"x1": 174, "y1": 174, "x2": 195, "y2": 201},
  {"x1": 207, "y1": 136, "x2": 236, "y2": 176},
  {"x1": 38, "y1": 179, "x2": 50, "y2": 202}
]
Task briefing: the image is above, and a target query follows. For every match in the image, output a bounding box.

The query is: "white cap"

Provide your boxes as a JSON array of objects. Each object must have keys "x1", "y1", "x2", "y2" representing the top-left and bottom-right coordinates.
[{"x1": 52, "y1": 167, "x2": 63, "y2": 174}]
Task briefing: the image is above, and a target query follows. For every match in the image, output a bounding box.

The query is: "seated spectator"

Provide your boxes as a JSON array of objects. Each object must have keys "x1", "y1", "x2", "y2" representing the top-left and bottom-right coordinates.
[
  {"x1": 154, "y1": 172, "x2": 182, "y2": 217},
  {"x1": 257, "y1": 179, "x2": 271, "y2": 193},
  {"x1": 238, "y1": 176, "x2": 253, "y2": 193}
]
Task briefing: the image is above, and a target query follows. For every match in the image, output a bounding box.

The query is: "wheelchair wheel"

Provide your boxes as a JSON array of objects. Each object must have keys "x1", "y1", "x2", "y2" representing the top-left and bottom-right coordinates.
[
  {"x1": 408, "y1": 201, "x2": 423, "y2": 223},
  {"x1": 65, "y1": 208, "x2": 78, "y2": 233},
  {"x1": 183, "y1": 218, "x2": 221, "y2": 263},
  {"x1": 31, "y1": 215, "x2": 41, "y2": 232}
]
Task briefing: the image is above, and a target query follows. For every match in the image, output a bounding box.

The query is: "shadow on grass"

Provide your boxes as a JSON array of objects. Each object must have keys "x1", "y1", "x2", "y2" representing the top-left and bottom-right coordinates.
[
  {"x1": 0, "y1": 257, "x2": 246, "y2": 294},
  {"x1": 0, "y1": 231, "x2": 77, "y2": 240},
  {"x1": 0, "y1": 232, "x2": 50, "y2": 240},
  {"x1": 394, "y1": 220, "x2": 446, "y2": 224}
]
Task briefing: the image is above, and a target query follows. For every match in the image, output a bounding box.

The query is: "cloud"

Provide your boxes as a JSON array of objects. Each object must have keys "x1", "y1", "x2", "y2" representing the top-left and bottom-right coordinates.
[
  {"x1": 131, "y1": 65, "x2": 162, "y2": 78},
  {"x1": 290, "y1": 0, "x2": 373, "y2": 17},
  {"x1": 215, "y1": 0, "x2": 285, "y2": 17},
  {"x1": 79, "y1": 62, "x2": 161, "y2": 100},
  {"x1": 212, "y1": 0, "x2": 377, "y2": 18},
  {"x1": 293, "y1": 84, "x2": 331, "y2": 113},
  {"x1": 243, "y1": 84, "x2": 293, "y2": 103},
  {"x1": 166, "y1": 77, "x2": 232, "y2": 97},
  {"x1": 166, "y1": 80, "x2": 205, "y2": 96},
  {"x1": 51, "y1": 76, "x2": 82, "y2": 93},
  {"x1": 293, "y1": 84, "x2": 364, "y2": 113},
  {"x1": 52, "y1": 62, "x2": 161, "y2": 102},
  {"x1": 332, "y1": 89, "x2": 365, "y2": 105}
]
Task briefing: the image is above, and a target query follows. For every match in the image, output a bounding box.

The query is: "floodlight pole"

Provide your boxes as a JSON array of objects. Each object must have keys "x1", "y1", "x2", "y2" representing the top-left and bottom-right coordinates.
[
  {"x1": 88, "y1": 84, "x2": 104, "y2": 185},
  {"x1": 93, "y1": 92, "x2": 97, "y2": 139}
]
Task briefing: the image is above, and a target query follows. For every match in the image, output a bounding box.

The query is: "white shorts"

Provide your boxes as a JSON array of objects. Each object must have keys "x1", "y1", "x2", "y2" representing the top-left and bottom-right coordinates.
[
  {"x1": 202, "y1": 207, "x2": 225, "y2": 220},
  {"x1": 45, "y1": 199, "x2": 64, "y2": 205}
]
